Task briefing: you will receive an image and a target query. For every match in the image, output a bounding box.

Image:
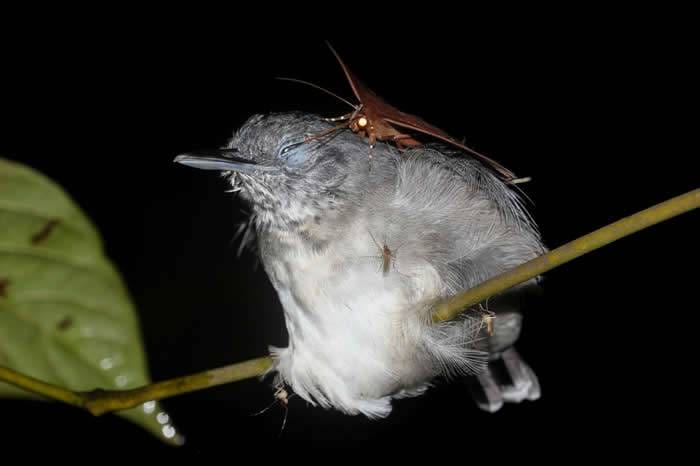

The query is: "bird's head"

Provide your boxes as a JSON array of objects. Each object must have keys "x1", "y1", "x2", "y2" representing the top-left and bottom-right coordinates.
[{"x1": 175, "y1": 112, "x2": 398, "y2": 230}]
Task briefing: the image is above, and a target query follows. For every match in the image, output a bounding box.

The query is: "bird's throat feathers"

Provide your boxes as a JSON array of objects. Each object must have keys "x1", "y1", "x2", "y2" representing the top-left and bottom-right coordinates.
[{"x1": 227, "y1": 175, "x2": 350, "y2": 255}]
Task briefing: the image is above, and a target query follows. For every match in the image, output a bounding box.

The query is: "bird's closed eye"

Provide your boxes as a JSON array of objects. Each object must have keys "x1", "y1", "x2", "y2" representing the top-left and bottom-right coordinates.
[
  {"x1": 278, "y1": 140, "x2": 311, "y2": 168},
  {"x1": 279, "y1": 141, "x2": 305, "y2": 156}
]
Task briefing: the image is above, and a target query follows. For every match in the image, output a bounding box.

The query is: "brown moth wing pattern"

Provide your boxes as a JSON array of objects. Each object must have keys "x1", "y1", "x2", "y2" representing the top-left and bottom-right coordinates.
[
  {"x1": 327, "y1": 43, "x2": 517, "y2": 181},
  {"x1": 382, "y1": 116, "x2": 517, "y2": 180}
]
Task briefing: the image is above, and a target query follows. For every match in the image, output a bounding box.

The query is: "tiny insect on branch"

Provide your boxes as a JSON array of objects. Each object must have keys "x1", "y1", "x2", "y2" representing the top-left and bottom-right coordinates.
[{"x1": 0, "y1": 187, "x2": 698, "y2": 417}]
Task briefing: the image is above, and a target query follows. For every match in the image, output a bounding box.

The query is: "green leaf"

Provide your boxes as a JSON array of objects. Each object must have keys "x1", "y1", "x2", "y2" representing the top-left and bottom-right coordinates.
[{"x1": 0, "y1": 157, "x2": 182, "y2": 446}]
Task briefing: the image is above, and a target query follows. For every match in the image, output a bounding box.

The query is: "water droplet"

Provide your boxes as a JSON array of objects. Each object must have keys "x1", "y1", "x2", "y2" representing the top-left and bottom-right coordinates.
[
  {"x1": 157, "y1": 412, "x2": 170, "y2": 424},
  {"x1": 99, "y1": 357, "x2": 114, "y2": 370},
  {"x1": 115, "y1": 375, "x2": 128, "y2": 387},
  {"x1": 143, "y1": 401, "x2": 156, "y2": 413},
  {"x1": 162, "y1": 425, "x2": 176, "y2": 439}
]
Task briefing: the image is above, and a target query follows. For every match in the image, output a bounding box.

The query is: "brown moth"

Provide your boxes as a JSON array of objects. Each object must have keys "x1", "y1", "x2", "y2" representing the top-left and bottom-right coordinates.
[{"x1": 280, "y1": 43, "x2": 523, "y2": 183}]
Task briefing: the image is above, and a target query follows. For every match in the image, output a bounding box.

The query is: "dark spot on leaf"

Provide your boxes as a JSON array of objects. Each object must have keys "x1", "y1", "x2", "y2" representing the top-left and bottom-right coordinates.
[
  {"x1": 31, "y1": 219, "x2": 60, "y2": 245},
  {"x1": 0, "y1": 278, "x2": 9, "y2": 298},
  {"x1": 57, "y1": 316, "x2": 74, "y2": 330}
]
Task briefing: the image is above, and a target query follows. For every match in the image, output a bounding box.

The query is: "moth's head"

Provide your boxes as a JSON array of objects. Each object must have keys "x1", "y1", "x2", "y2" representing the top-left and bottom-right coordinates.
[{"x1": 175, "y1": 112, "x2": 389, "y2": 228}]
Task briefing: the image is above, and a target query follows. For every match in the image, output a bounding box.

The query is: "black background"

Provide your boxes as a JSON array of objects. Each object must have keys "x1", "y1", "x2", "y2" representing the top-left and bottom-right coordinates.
[{"x1": 1, "y1": 28, "x2": 698, "y2": 458}]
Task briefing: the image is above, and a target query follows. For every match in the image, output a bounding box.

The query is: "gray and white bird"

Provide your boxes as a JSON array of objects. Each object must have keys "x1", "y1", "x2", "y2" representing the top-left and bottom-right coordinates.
[{"x1": 175, "y1": 112, "x2": 545, "y2": 417}]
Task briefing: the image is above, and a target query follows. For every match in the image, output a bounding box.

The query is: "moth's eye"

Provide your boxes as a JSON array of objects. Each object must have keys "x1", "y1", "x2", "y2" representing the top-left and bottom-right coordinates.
[{"x1": 356, "y1": 116, "x2": 368, "y2": 128}]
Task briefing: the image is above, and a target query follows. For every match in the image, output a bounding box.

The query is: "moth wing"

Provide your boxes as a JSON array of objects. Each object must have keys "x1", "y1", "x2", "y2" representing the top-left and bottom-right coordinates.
[
  {"x1": 326, "y1": 42, "x2": 516, "y2": 180},
  {"x1": 383, "y1": 115, "x2": 517, "y2": 180},
  {"x1": 327, "y1": 42, "x2": 365, "y2": 102}
]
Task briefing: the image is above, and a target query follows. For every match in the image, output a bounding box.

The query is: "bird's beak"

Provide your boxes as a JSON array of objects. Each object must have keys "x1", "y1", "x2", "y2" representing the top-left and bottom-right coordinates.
[{"x1": 174, "y1": 149, "x2": 279, "y2": 175}]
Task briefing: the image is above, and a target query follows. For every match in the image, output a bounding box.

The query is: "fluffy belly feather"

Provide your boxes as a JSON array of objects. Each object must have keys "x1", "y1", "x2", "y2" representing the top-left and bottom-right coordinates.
[{"x1": 266, "y1": 245, "x2": 430, "y2": 418}]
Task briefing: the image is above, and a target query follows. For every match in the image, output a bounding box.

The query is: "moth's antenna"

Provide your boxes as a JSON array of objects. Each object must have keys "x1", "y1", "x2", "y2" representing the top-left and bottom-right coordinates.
[{"x1": 276, "y1": 77, "x2": 357, "y2": 109}]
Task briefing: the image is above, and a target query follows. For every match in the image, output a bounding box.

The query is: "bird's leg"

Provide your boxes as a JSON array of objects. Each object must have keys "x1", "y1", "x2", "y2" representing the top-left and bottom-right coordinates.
[
  {"x1": 500, "y1": 347, "x2": 541, "y2": 403},
  {"x1": 472, "y1": 368, "x2": 505, "y2": 413}
]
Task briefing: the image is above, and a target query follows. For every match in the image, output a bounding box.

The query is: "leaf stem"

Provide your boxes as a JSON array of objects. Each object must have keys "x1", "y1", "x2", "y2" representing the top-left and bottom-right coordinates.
[{"x1": 1, "y1": 188, "x2": 698, "y2": 415}]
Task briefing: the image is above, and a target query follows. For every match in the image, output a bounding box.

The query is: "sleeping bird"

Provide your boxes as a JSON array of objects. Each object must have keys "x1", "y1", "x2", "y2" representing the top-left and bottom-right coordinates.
[{"x1": 175, "y1": 112, "x2": 544, "y2": 417}]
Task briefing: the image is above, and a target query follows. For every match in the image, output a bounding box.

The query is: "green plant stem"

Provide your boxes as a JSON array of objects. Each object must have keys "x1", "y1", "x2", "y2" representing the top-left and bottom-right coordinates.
[
  {"x1": 0, "y1": 366, "x2": 85, "y2": 408},
  {"x1": 83, "y1": 357, "x2": 273, "y2": 415},
  {"x1": 432, "y1": 187, "x2": 700, "y2": 322},
  {"x1": 0, "y1": 188, "x2": 698, "y2": 415}
]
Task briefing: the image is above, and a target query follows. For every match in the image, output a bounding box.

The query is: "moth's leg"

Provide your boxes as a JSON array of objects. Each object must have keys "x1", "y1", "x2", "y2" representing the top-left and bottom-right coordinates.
[
  {"x1": 304, "y1": 123, "x2": 349, "y2": 144},
  {"x1": 324, "y1": 112, "x2": 353, "y2": 122},
  {"x1": 392, "y1": 133, "x2": 422, "y2": 150},
  {"x1": 508, "y1": 177, "x2": 533, "y2": 185},
  {"x1": 368, "y1": 130, "x2": 377, "y2": 148},
  {"x1": 367, "y1": 132, "x2": 376, "y2": 171}
]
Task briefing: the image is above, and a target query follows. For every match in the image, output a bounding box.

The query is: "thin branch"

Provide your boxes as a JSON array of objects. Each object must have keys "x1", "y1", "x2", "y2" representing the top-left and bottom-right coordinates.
[
  {"x1": 82, "y1": 357, "x2": 273, "y2": 415},
  {"x1": 0, "y1": 366, "x2": 85, "y2": 408},
  {"x1": 432, "y1": 187, "x2": 700, "y2": 322},
  {"x1": 0, "y1": 188, "x2": 698, "y2": 416},
  {"x1": 0, "y1": 357, "x2": 273, "y2": 416}
]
